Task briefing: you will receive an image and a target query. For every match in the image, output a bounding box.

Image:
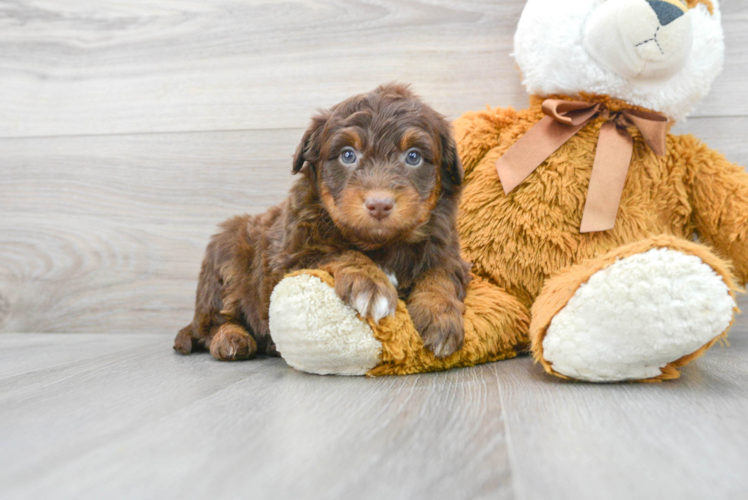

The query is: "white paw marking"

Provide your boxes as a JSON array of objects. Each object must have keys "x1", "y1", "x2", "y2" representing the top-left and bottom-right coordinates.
[
  {"x1": 352, "y1": 291, "x2": 373, "y2": 317},
  {"x1": 352, "y1": 290, "x2": 394, "y2": 323},
  {"x1": 431, "y1": 338, "x2": 455, "y2": 358},
  {"x1": 385, "y1": 270, "x2": 398, "y2": 288},
  {"x1": 370, "y1": 294, "x2": 395, "y2": 323},
  {"x1": 432, "y1": 343, "x2": 445, "y2": 358}
]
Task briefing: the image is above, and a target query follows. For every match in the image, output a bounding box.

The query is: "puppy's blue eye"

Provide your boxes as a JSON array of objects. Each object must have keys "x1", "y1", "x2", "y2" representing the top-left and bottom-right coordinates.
[
  {"x1": 405, "y1": 150, "x2": 422, "y2": 166},
  {"x1": 340, "y1": 148, "x2": 357, "y2": 165}
]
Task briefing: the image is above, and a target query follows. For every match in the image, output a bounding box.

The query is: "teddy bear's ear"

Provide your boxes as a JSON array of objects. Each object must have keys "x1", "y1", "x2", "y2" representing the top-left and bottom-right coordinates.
[
  {"x1": 439, "y1": 125, "x2": 463, "y2": 194},
  {"x1": 292, "y1": 112, "x2": 329, "y2": 175}
]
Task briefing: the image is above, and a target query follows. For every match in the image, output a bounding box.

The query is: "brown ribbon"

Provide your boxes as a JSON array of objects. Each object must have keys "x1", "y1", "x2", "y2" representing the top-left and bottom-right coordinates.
[{"x1": 495, "y1": 99, "x2": 667, "y2": 233}]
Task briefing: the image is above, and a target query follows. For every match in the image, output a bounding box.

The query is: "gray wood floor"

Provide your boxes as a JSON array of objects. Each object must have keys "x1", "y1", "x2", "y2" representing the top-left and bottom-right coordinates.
[{"x1": 1, "y1": 297, "x2": 747, "y2": 500}]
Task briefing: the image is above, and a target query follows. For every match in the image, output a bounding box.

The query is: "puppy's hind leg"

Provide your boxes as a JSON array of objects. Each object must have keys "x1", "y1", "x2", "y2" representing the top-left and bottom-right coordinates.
[
  {"x1": 174, "y1": 240, "x2": 234, "y2": 356},
  {"x1": 174, "y1": 324, "x2": 201, "y2": 355},
  {"x1": 175, "y1": 318, "x2": 258, "y2": 361},
  {"x1": 175, "y1": 216, "x2": 261, "y2": 360}
]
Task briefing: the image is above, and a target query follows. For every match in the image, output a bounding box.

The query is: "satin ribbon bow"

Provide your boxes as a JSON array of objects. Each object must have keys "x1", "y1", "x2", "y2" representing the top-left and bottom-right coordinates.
[{"x1": 495, "y1": 99, "x2": 668, "y2": 233}]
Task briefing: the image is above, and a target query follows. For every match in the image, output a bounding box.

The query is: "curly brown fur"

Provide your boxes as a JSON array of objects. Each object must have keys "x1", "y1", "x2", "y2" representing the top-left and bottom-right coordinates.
[{"x1": 174, "y1": 83, "x2": 471, "y2": 360}]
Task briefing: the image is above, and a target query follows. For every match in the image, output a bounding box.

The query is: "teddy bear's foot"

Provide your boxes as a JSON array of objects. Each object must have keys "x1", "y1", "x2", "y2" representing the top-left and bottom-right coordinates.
[
  {"x1": 268, "y1": 271, "x2": 382, "y2": 375},
  {"x1": 269, "y1": 269, "x2": 530, "y2": 376},
  {"x1": 532, "y1": 236, "x2": 738, "y2": 382}
]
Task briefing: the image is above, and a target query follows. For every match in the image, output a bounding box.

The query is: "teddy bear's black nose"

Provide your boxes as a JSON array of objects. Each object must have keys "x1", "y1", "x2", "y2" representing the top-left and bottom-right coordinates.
[{"x1": 646, "y1": 0, "x2": 685, "y2": 26}]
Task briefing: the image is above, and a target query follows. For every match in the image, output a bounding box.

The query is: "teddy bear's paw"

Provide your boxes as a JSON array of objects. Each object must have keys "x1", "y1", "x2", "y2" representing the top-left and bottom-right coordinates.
[
  {"x1": 268, "y1": 273, "x2": 382, "y2": 375},
  {"x1": 543, "y1": 248, "x2": 736, "y2": 382}
]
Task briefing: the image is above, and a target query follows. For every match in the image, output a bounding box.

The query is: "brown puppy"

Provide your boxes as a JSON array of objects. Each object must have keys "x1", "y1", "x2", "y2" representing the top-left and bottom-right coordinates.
[{"x1": 174, "y1": 83, "x2": 471, "y2": 361}]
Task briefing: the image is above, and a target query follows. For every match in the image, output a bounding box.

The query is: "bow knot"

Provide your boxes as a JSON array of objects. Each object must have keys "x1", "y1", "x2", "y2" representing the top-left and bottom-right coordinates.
[{"x1": 496, "y1": 99, "x2": 668, "y2": 232}]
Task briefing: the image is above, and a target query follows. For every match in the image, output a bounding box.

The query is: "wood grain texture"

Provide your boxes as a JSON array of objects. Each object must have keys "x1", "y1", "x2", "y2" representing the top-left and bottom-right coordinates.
[
  {"x1": 0, "y1": 297, "x2": 745, "y2": 500},
  {"x1": 1, "y1": 129, "x2": 298, "y2": 219},
  {"x1": 700, "y1": 0, "x2": 748, "y2": 118},
  {"x1": 493, "y1": 299, "x2": 748, "y2": 500},
  {"x1": 1, "y1": 0, "x2": 746, "y2": 334},
  {"x1": 0, "y1": 333, "x2": 163, "y2": 379},
  {"x1": 672, "y1": 116, "x2": 748, "y2": 165},
  {"x1": 1, "y1": 115, "x2": 747, "y2": 334},
  {"x1": 0, "y1": 2, "x2": 746, "y2": 336},
  {"x1": 0, "y1": 130, "x2": 298, "y2": 333},
  {"x1": 0, "y1": 0, "x2": 527, "y2": 138},
  {"x1": 0, "y1": 337, "x2": 512, "y2": 500},
  {"x1": 2, "y1": 0, "x2": 746, "y2": 139}
]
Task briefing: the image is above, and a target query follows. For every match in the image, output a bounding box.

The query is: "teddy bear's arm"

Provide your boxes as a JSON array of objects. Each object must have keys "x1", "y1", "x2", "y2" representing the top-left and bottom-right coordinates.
[
  {"x1": 453, "y1": 107, "x2": 518, "y2": 179},
  {"x1": 684, "y1": 135, "x2": 748, "y2": 286}
]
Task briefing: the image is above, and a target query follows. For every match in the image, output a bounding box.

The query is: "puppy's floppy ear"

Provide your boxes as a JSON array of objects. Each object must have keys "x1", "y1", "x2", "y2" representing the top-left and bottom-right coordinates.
[
  {"x1": 292, "y1": 113, "x2": 329, "y2": 174},
  {"x1": 439, "y1": 125, "x2": 463, "y2": 194}
]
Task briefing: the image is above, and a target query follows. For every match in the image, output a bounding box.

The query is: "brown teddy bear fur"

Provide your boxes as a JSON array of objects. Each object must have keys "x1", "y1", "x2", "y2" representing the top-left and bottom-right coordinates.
[
  {"x1": 456, "y1": 95, "x2": 747, "y2": 379},
  {"x1": 329, "y1": 93, "x2": 747, "y2": 378},
  {"x1": 457, "y1": 95, "x2": 748, "y2": 310}
]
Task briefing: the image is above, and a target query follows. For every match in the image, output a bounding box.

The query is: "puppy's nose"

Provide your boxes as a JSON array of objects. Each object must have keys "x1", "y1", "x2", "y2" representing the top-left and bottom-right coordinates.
[
  {"x1": 647, "y1": 0, "x2": 685, "y2": 26},
  {"x1": 365, "y1": 196, "x2": 395, "y2": 220}
]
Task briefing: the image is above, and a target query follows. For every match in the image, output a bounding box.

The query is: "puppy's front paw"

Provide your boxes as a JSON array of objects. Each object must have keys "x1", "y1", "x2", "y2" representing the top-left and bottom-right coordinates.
[
  {"x1": 334, "y1": 268, "x2": 398, "y2": 323},
  {"x1": 408, "y1": 301, "x2": 465, "y2": 358},
  {"x1": 209, "y1": 324, "x2": 257, "y2": 361}
]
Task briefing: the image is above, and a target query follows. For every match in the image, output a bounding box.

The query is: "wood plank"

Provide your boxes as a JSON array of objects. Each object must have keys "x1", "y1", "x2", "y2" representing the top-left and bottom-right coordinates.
[
  {"x1": 0, "y1": 212, "x2": 213, "y2": 333},
  {"x1": 699, "y1": 0, "x2": 748, "y2": 118},
  {"x1": 1, "y1": 129, "x2": 298, "y2": 219},
  {"x1": 0, "y1": 129, "x2": 299, "y2": 333},
  {"x1": 0, "y1": 333, "x2": 164, "y2": 380},
  {"x1": 0, "y1": 0, "x2": 527, "y2": 138},
  {"x1": 0, "y1": 299, "x2": 745, "y2": 499},
  {"x1": 0, "y1": 338, "x2": 512, "y2": 500},
  {"x1": 2, "y1": 0, "x2": 745, "y2": 140},
  {"x1": 494, "y1": 296, "x2": 748, "y2": 500},
  {"x1": 1, "y1": 118, "x2": 746, "y2": 334}
]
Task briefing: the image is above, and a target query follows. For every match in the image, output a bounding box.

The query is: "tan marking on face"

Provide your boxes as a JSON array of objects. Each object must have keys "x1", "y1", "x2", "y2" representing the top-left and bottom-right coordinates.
[
  {"x1": 399, "y1": 128, "x2": 434, "y2": 152},
  {"x1": 321, "y1": 177, "x2": 439, "y2": 248},
  {"x1": 424, "y1": 180, "x2": 440, "y2": 213},
  {"x1": 338, "y1": 186, "x2": 373, "y2": 230},
  {"x1": 339, "y1": 128, "x2": 363, "y2": 151},
  {"x1": 319, "y1": 182, "x2": 343, "y2": 223}
]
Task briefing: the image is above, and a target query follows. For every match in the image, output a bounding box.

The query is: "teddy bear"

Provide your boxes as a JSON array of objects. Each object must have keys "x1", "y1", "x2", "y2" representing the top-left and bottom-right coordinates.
[{"x1": 268, "y1": 0, "x2": 747, "y2": 382}]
